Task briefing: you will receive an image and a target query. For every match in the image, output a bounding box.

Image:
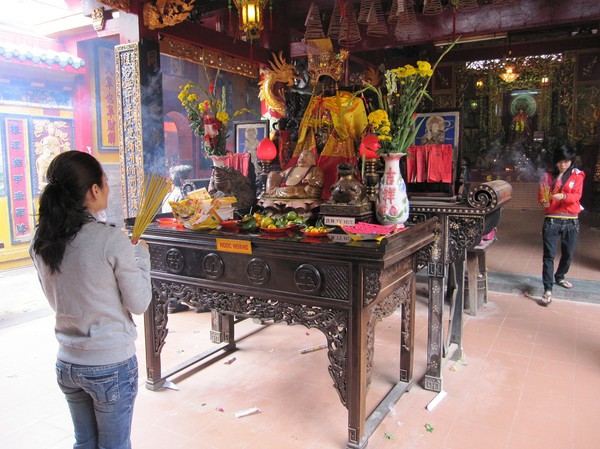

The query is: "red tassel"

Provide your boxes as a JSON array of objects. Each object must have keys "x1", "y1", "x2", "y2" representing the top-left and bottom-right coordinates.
[{"x1": 339, "y1": 0, "x2": 346, "y2": 17}]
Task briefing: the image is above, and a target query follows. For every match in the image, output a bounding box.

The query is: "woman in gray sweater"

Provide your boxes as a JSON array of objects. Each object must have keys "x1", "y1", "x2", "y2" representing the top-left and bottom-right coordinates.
[{"x1": 30, "y1": 151, "x2": 152, "y2": 449}]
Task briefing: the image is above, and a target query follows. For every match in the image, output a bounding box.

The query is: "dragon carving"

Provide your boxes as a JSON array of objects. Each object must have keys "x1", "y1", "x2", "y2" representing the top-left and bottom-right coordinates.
[
  {"x1": 259, "y1": 51, "x2": 298, "y2": 117},
  {"x1": 363, "y1": 66, "x2": 382, "y2": 88},
  {"x1": 143, "y1": 0, "x2": 196, "y2": 30}
]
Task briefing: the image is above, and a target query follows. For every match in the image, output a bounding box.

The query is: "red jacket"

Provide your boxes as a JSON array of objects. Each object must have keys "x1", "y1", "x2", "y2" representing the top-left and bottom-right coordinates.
[{"x1": 538, "y1": 168, "x2": 585, "y2": 217}]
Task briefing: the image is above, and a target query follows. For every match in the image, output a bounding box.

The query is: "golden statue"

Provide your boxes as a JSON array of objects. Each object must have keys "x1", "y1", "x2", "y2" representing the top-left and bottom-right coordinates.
[
  {"x1": 265, "y1": 149, "x2": 324, "y2": 199},
  {"x1": 288, "y1": 39, "x2": 367, "y2": 200}
]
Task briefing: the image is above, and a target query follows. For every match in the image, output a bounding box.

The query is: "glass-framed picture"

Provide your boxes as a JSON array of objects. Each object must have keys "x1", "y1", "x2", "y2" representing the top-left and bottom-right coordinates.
[
  {"x1": 414, "y1": 111, "x2": 460, "y2": 148},
  {"x1": 234, "y1": 120, "x2": 269, "y2": 174}
]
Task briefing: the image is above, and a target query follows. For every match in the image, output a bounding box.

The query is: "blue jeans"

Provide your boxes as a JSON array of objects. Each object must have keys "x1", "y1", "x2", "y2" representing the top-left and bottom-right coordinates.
[
  {"x1": 542, "y1": 218, "x2": 579, "y2": 292},
  {"x1": 55, "y1": 355, "x2": 139, "y2": 449}
]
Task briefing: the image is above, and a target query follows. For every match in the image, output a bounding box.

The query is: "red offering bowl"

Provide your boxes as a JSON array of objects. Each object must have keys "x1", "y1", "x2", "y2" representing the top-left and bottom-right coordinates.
[
  {"x1": 156, "y1": 217, "x2": 183, "y2": 228},
  {"x1": 300, "y1": 228, "x2": 332, "y2": 237},
  {"x1": 220, "y1": 219, "x2": 240, "y2": 229},
  {"x1": 259, "y1": 224, "x2": 297, "y2": 234},
  {"x1": 301, "y1": 236, "x2": 329, "y2": 244}
]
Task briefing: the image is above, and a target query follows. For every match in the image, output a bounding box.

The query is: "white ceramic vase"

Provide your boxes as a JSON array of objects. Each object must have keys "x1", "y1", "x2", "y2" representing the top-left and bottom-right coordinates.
[
  {"x1": 209, "y1": 154, "x2": 229, "y2": 167},
  {"x1": 375, "y1": 153, "x2": 409, "y2": 225}
]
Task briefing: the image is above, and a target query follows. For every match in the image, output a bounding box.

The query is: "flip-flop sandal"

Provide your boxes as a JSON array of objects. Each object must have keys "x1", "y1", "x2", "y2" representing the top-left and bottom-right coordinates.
[
  {"x1": 538, "y1": 291, "x2": 552, "y2": 307},
  {"x1": 557, "y1": 280, "x2": 573, "y2": 289}
]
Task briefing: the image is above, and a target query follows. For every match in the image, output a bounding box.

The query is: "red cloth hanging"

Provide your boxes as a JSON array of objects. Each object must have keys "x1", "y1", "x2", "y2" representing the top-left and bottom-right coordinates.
[
  {"x1": 426, "y1": 144, "x2": 453, "y2": 183},
  {"x1": 415, "y1": 146, "x2": 428, "y2": 182},
  {"x1": 406, "y1": 146, "x2": 418, "y2": 183}
]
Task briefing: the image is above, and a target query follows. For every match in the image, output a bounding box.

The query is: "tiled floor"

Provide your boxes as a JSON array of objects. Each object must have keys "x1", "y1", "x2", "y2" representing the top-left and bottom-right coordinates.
[
  {"x1": 485, "y1": 209, "x2": 600, "y2": 281},
  {"x1": 1, "y1": 208, "x2": 600, "y2": 449}
]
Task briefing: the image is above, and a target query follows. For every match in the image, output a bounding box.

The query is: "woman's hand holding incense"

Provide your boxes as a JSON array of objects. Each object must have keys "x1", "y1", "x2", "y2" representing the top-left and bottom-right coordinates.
[{"x1": 134, "y1": 238, "x2": 149, "y2": 249}]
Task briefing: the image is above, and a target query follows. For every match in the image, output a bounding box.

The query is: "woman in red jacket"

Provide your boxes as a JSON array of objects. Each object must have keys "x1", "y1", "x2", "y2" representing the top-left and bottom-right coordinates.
[{"x1": 538, "y1": 145, "x2": 585, "y2": 306}]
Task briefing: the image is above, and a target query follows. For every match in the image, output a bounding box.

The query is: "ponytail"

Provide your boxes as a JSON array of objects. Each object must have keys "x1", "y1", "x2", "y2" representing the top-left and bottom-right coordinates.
[{"x1": 32, "y1": 151, "x2": 103, "y2": 273}]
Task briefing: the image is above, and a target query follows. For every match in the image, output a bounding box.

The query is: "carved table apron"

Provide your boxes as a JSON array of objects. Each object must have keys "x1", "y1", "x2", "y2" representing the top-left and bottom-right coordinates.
[{"x1": 140, "y1": 217, "x2": 437, "y2": 449}]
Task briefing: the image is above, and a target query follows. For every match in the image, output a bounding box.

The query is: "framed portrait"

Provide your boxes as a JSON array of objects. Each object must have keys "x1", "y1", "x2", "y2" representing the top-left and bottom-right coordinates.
[
  {"x1": 234, "y1": 120, "x2": 269, "y2": 173},
  {"x1": 413, "y1": 111, "x2": 460, "y2": 149},
  {"x1": 235, "y1": 120, "x2": 269, "y2": 153},
  {"x1": 94, "y1": 42, "x2": 119, "y2": 151}
]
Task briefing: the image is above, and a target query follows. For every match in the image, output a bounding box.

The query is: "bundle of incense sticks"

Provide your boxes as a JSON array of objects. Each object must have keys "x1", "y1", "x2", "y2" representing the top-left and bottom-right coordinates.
[
  {"x1": 540, "y1": 182, "x2": 551, "y2": 203},
  {"x1": 131, "y1": 174, "x2": 171, "y2": 243}
]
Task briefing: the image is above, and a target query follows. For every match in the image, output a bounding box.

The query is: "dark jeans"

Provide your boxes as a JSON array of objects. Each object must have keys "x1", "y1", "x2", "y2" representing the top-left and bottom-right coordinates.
[
  {"x1": 55, "y1": 355, "x2": 139, "y2": 449},
  {"x1": 542, "y1": 218, "x2": 579, "y2": 292}
]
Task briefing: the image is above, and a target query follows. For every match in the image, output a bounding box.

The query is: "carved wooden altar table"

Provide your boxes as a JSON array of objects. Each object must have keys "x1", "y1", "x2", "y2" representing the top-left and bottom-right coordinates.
[
  {"x1": 139, "y1": 217, "x2": 437, "y2": 449},
  {"x1": 408, "y1": 180, "x2": 512, "y2": 392}
]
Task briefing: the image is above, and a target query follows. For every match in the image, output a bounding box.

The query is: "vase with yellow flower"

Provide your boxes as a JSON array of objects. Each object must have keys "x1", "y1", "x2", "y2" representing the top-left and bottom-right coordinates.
[
  {"x1": 361, "y1": 39, "x2": 458, "y2": 225},
  {"x1": 178, "y1": 69, "x2": 250, "y2": 165}
]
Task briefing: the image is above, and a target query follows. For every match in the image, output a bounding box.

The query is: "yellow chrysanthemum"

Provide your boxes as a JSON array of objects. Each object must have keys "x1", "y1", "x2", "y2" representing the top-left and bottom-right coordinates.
[
  {"x1": 216, "y1": 111, "x2": 229, "y2": 125},
  {"x1": 368, "y1": 109, "x2": 389, "y2": 128},
  {"x1": 417, "y1": 61, "x2": 431, "y2": 71},
  {"x1": 402, "y1": 65, "x2": 417, "y2": 77},
  {"x1": 392, "y1": 67, "x2": 405, "y2": 77},
  {"x1": 416, "y1": 61, "x2": 433, "y2": 77},
  {"x1": 187, "y1": 93, "x2": 199, "y2": 102}
]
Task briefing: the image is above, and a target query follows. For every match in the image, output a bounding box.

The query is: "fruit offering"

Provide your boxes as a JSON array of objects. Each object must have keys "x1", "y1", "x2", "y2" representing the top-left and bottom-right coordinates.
[
  {"x1": 238, "y1": 212, "x2": 261, "y2": 231},
  {"x1": 239, "y1": 210, "x2": 307, "y2": 232},
  {"x1": 301, "y1": 222, "x2": 334, "y2": 237}
]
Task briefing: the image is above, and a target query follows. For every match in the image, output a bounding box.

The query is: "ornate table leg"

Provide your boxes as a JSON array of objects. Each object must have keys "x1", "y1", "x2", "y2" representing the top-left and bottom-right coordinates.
[
  {"x1": 466, "y1": 250, "x2": 480, "y2": 316},
  {"x1": 145, "y1": 282, "x2": 169, "y2": 391},
  {"x1": 210, "y1": 310, "x2": 235, "y2": 348},
  {"x1": 400, "y1": 277, "x2": 416, "y2": 383},
  {"x1": 345, "y1": 302, "x2": 368, "y2": 449},
  {"x1": 449, "y1": 251, "x2": 466, "y2": 358},
  {"x1": 424, "y1": 258, "x2": 445, "y2": 392}
]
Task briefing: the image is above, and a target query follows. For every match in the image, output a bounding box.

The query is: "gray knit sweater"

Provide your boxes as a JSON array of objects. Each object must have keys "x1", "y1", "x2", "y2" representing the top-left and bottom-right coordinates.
[{"x1": 31, "y1": 220, "x2": 152, "y2": 366}]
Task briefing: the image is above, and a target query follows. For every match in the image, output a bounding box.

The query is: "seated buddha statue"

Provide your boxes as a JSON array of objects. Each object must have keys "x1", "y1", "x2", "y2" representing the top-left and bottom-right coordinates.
[{"x1": 265, "y1": 149, "x2": 324, "y2": 199}]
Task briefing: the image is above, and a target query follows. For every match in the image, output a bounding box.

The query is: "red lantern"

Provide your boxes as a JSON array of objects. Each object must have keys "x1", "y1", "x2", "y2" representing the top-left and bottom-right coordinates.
[
  {"x1": 359, "y1": 134, "x2": 380, "y2": 159},
  {"x1": 256, "y1": 138, "x2": 277, "y2": 161}
]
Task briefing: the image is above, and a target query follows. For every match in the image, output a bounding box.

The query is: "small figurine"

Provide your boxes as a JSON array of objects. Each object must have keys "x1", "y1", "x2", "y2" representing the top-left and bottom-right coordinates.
[
  {"x1": 329, "y1": 163, "x2": 368, "y2": 205},
  {"x1": 209, "y1": 166, "x2": 256, "y2": 212}
]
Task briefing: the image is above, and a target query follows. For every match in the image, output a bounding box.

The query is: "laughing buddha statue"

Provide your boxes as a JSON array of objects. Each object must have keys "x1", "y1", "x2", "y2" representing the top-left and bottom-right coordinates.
[{"x1": 265, "y1": 149, "x2": 324, "y2": 199}]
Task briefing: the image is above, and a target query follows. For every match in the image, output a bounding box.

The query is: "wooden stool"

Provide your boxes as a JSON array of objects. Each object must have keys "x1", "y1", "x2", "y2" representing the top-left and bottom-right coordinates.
[{"x1": 466, "y1": 238, "x2": 496, "y2": 316}]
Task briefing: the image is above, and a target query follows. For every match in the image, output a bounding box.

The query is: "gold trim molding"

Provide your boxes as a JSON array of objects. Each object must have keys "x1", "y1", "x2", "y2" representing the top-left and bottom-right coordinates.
[{"x1": 160, "y1": 36, "x2": 259, "y2": 79}]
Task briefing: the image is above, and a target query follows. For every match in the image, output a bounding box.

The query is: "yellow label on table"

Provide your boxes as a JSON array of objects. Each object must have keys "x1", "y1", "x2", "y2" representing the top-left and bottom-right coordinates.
[{"x1": 216, "y1": 238, "x2": 252, "y2": 254}]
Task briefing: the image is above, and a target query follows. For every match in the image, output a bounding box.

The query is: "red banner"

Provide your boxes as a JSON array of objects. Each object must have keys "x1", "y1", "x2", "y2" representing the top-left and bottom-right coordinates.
[{"x1": 6, "y1": 118, "x2": 32, "y2": 243}]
